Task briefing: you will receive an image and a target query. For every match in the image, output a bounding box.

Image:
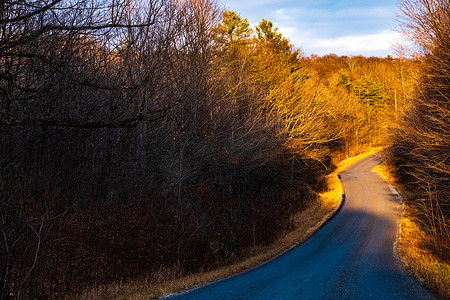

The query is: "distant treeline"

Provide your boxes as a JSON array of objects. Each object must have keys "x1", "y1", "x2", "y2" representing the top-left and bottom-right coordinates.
[{"x1": 0, "y1": 0, "x2": 421, "y2": 298}]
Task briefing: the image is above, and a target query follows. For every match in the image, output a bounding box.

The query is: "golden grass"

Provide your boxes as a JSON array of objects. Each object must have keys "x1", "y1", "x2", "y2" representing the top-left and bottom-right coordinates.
[
  {"x1": 399, "y1": 214, "x2": 450, "y2": 299},
  {"x1": 88, "y1": 201, "x2": 336, "y2": 300},
  {"x1": 77, "y1": 147, "x2": 383, "y2": 300},
  {"x1": 319, "y1": 146, "x2": 383, "y2": 210},
  {"x1": 372, "y1": 164, "x2": 395, "y2": 183},
  {"x1": 77, "y1": 201, "x2": 335, "y2": 300},
  {"x1": 373, "y1": 161, "x2": 450, "y2": 300}
]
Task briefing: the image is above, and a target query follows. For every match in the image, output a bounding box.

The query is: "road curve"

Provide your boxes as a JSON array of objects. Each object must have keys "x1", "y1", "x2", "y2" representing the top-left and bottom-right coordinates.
[{"x1": 164, "y1": 153, "x2": 436, "y2": 299}]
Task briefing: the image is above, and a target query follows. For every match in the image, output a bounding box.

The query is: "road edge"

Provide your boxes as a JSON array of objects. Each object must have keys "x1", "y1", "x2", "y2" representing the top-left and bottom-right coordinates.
[{"x1": 161, "y1": 151, "x2": 384, "y2": 299}]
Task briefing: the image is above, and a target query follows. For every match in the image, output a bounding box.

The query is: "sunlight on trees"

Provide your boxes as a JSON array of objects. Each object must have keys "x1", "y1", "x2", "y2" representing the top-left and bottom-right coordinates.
[
  {"x1": 0, "y1": 1, "x2": 426, "y2": 298},
  {"x1": 392, "y1": 0, "x2": 450, "y2": 261},
  {"x1": 256, "y1": 19, "x2": 282, "y2": 42},
  {"x1": 213, "y1": 10, "x2": 251, "y2": 49}
]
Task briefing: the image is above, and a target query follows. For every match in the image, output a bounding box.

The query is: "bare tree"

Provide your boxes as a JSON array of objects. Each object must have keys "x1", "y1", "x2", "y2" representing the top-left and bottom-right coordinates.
[
  {"x1": 394, "y1": 0, "x2": 450, "y2": 259},
  {"x1": 0, "y1": 0, "x2": 176, "y2": 128}
]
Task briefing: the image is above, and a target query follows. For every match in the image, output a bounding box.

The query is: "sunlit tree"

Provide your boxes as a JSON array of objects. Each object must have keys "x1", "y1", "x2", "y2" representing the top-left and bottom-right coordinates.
[
  {"x1": 213, "y1": 10, "x2": 251, "y2": 50},
  {"x1": 393, "y1": 0, "x2": 450, "y2": 260}
]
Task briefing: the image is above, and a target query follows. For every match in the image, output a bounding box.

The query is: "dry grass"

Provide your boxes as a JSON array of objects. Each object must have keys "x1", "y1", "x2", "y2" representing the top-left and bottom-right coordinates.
[
  {"x1": 77, "y1": 147, "x2": 383, "y2": 300},
  {"x1": 320, "y1": 146, "x2": 383, "y2": 210},
  {"x1": 373, "y1": 161, "x2": 450, "y2": 300},
  {"x1": 76, "y1": 202, "x2": 334, "y2": 300},
  {"x1": 399, "y1": 214, "x2": 450, "y2": 299}
]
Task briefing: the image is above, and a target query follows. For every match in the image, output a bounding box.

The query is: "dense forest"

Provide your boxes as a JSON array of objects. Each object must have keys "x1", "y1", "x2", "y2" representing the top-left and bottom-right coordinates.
[
  {"x1": 0, "y1": 0, "x2": 447, "y2": 298},
  {"x1": 390, "y1": 0, "x2": 449, "y2": 263}
]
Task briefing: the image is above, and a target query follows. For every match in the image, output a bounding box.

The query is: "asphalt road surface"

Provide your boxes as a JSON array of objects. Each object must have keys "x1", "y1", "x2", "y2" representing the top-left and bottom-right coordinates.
[{"x1": 165, "y1": 153, "x2": 436, "y2": 299}]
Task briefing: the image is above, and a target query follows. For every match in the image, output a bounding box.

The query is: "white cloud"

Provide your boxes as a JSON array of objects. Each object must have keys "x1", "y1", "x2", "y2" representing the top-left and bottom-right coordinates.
[
  {"x1": 274, "y1": 26, "x2": 401, "y2": 57},
  {"x1": 223, "y1": 0, "x2": 403, "y2": 57},
  {"x1": 275, "y1": 9, "x2": 291, "y2": 20},
  {"x1": 315, "y1": 30, "x2": 398, "y2": 51},
  {"x1": 277, "y1": 26, "x2": 296, "y2": 36},
  {"x1": 293, "y1": 30, "x2": 401, "y2": 57}
]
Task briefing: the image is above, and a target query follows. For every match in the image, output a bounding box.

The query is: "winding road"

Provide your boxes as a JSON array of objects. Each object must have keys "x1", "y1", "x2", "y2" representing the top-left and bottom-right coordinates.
[{"x1": 165, "y1": 153, "x2": 436, "y2": 299}]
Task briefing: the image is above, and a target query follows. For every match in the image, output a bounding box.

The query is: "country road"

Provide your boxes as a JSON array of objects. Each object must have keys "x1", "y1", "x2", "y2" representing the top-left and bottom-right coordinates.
[{"x1": 164, "y1": 153, "x2": 436, "y2": 299}]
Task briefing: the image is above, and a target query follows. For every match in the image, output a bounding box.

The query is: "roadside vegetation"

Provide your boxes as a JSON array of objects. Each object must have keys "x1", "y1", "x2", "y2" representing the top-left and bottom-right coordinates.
[
  {"x1": 80, "y1": 148, "x2": 382, "y2": 299},
  {"x1": 382, "y1": 0, "x2": 450, "y2": 298},
  {"x1": 374, "y1": 160, "x2": 450, "y2": 299},
  {"x1": 0, "y1": 0, "x2": 446, "y2": 299}
]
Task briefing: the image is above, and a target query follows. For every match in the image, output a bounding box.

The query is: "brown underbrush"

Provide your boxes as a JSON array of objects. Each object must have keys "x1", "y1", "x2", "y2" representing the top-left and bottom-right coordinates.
[{"x1": 77, "y1": 148, "x2": 382, "y2": 300}]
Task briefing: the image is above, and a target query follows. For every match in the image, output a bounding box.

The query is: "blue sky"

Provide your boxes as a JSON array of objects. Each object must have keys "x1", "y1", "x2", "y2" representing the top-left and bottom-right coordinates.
[{"x1": 221, "y1": 0, "x2": 403, "y2": 57}]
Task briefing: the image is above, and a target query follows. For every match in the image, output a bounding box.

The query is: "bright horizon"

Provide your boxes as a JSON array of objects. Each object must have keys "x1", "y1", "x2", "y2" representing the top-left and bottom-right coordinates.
[{"x1": 223, "y1": 0, "x2": 405, "y2": 57}]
